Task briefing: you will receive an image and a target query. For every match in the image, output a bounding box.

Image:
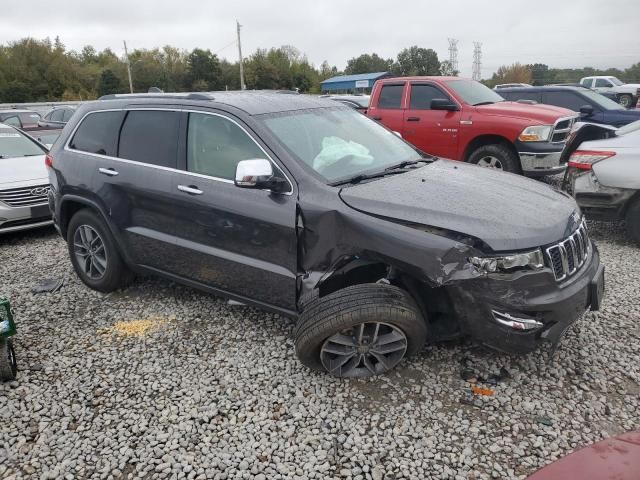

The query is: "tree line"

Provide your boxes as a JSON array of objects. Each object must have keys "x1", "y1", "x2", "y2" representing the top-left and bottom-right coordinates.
[{"x1": 0, "y1": 37, "x2": 638, "y2": 102}]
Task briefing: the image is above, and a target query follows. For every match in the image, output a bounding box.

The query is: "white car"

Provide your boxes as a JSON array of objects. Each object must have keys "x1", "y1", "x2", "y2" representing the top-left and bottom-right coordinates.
[
  {"x1": 0, "y1": 123, "x2": 53, "y2": 234},
  {"x1": 580, "y1": 76, "x2": 640, "y2": 108},
  {"x1": 564, "y1": 120, "x2": 640, "y2": 242}
]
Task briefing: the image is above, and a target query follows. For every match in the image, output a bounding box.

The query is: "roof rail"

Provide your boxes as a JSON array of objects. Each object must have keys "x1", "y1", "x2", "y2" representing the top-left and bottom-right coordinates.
[{"x1": 98, "y1": 92, "x2": 214, "y2": 101}]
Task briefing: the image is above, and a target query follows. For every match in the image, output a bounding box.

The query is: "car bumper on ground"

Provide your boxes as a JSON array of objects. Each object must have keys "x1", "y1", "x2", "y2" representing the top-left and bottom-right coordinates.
[
  {"x1": 446, "y1": 243, "x2": 603, "y2": 354},
  {"x1": 564, "y1": 168, "x2": 635, "y2": 221}
]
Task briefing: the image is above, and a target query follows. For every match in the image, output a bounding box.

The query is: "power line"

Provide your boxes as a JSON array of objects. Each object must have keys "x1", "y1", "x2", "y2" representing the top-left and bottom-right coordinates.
[
  {"x1": 213, "y1": 39, "x2": 237, "y2": 56},
  {"x1": 472, "y1": 42, "x2": 482, "y2": 81},
  {"x1": 448, "y1": 38, "x2": 459, "y2": 75}
]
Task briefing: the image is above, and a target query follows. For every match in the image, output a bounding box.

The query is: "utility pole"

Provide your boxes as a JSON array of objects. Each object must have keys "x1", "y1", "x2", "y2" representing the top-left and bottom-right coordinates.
[
  {"x1": 472, "y1": 42, "x2": 482, "y2": 81},
  {"x1": 236, "y1": 20, "x2": 246, "y2": 90},
  {"x1": 123, "y1": 40, "x2": 133, "y2": 93},
  {"x1": 447, "y1": 38, "x2": 459, "y2": 75}
]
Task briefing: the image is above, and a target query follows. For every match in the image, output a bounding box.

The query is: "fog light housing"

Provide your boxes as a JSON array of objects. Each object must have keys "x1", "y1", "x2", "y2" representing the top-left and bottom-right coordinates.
[{"x1": 491, "y1": 310, "x2": 543, "y2": 331}]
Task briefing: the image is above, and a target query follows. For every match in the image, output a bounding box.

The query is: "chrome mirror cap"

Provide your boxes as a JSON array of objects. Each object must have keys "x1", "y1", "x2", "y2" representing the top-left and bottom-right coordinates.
[{"x1": 234, "y1": 159, "x2": 274, "y2": 188}]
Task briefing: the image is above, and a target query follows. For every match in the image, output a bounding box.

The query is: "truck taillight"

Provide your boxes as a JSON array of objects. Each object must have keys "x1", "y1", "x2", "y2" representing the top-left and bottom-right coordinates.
[
  {"x1": 45, "y1": 153, "x2": 53, "y2": 169},
  {"x1": 568, "y1": 150, "x2": 615, "y2": 170}
]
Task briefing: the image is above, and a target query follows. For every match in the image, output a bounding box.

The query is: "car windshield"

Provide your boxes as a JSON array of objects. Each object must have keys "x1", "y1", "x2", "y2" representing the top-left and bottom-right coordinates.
[
  {"x1": 260, "y1": 107, "x2": 422, "y2": 183},
  {"x1": 0, "y1": 130, "x2": 47, "y2": 158},
  {"x1": 446, "y1": 79, "x2": 505, "y2": 105},
  {"x1": 580, "y1": 89, "x2": 625, "y2": 110},
  {"x1": 608, "y1": 77, "x2": 624, "y2": 86}
]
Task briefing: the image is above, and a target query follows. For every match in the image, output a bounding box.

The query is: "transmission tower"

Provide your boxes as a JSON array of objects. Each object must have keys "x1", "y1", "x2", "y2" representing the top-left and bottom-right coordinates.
[
  {"x1": 447, "y1": 38, "x2": 459, "y2": 75},
  {"x1": 472, "y1": 42, "x2": 482, "y2": 81}
]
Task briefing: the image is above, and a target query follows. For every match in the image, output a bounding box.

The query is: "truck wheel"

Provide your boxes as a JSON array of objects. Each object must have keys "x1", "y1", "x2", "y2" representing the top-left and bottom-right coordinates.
[
  {"x1": 625, "y1": 198, "x2": 640, "y2": 242},
  {"x1": 0, "y1": 339, "x2": 17, "y2": 381},
  {"x1": 67, "y1": 209, "x2": 133, "y2": 292},
  {"x1": 618, "y1": 94, "x2": 634, "y2": 108},
  {"x1": 468, "y1": 144, "x2": 521, "y2": 174},
  {"x1": 294, "y1": 284, "x2": 427, "y2": 378}
]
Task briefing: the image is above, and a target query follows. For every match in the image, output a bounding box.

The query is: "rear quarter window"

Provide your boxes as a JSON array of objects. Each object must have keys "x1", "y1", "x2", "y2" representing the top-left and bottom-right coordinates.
[{"x1": 69, "y1": 111, "x2": 125, "y2": 156}]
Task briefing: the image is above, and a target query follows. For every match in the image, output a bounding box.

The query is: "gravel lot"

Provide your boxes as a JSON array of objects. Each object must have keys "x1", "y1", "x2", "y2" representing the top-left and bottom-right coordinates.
[{"x1": 1, "y1": 219, "x2": 639, "y2": 480}]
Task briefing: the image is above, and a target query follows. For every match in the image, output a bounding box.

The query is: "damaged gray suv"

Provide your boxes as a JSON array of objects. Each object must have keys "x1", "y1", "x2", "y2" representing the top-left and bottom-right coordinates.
[{"x1": 47, "y1": 92, "x2": 605, "y2": 378}]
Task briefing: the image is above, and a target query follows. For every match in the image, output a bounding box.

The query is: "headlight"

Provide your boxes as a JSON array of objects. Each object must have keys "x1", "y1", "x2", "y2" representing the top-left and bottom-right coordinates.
[
  {"x1": 518, "y1": 125, "x2": 552, "y2": 142},
  {"x1": 469, "y1": 249, "x2": 544, "y2": 273}
]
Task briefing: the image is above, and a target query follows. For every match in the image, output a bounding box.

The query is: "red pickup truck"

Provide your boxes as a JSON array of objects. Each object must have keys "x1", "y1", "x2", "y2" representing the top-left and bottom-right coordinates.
[{"x1": 367, "y1": 77, "x2": 578, "y2": 176}]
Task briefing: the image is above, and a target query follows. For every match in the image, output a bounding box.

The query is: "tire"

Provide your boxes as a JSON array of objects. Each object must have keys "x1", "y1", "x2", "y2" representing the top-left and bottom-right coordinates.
[
  {"x1": 67, "y1": 209, "x2": 133, "y2": 292},
  {"x1": 625, "y1": 198, "x2": 640, "y2": 243},
  {"x1": 618, "y1": 94, "x2": 633, "y2": 109},
  {"x1": 0, "y1": 339, "x2": 17, "y2": 381},
  {"x1": 468, "y1": 143, "x2": 521, "y2": 174},
  {"x1": 294, "y1": 283, "x2": 427, "y2": 378}
]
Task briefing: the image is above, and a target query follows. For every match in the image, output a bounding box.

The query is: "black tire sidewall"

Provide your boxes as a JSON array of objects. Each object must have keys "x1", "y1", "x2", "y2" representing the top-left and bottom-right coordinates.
[
  {"x1": 468, "y1": 144, "x2": 521, "y2": 174},
  {"x1": 0, "y1": 339, "x2": 17, "y2": 381},
  {"x1": 619, "y1": 94, "x2": 633, "y2": 108},
  {"x1": 67, "y1": 209, "x2": 128, "y2": 292},
  {"x1": 625, "y1": 199, "x2": 640, "y2": 242},
  {"x1": 294, "y1": 284, "x2": 427, "y2": 373}
]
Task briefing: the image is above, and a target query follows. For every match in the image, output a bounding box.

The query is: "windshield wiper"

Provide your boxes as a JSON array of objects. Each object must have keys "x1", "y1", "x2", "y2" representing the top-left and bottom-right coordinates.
[
  {"x1": 473, "y1": 101, "x2": 496, "y2": 106},
  {"x1": 384, "y1": 158, "x2": 432, "y2": 171},
  {"x1": 330, "y1": 169, "x2": 407, "y2": 186}
]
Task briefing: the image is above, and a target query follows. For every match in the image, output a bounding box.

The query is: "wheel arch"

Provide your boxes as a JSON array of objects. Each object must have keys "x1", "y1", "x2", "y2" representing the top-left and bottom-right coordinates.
[{"x1": 462, "y1": 134, "x2": 519, "y2": 163}]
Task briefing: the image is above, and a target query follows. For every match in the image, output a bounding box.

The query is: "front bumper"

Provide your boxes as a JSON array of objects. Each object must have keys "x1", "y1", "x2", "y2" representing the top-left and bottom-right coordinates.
[
  {"x1": 519, "y1": 150, "x2": 566, "y2": 176},
  {"x1": 0, "y1": 201, "x2": 53, "y2": 234},
  {"x1": 564, "y1": 168, "x2": 635, "y2": 221},
  {"x1": 447, "y1": 242, "x2": 602, "y2": 354}
]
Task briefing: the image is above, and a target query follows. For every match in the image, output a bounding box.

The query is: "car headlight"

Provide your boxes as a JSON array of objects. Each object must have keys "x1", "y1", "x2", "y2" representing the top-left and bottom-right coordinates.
[
  {"x1": 469, "y1": 249, "x2": 544, "y2": 273},
  {"x1": 518, "y1": 125, "x2": 552, "y2": 142}
]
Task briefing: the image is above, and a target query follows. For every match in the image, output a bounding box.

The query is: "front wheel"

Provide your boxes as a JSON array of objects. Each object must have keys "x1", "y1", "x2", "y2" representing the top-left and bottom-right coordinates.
[
  {"x1": 468, "y1": 144, "x2": 521, "y2": 174},
  {"x1": 618, "y1": 94, "x2": 634, "y2": 109},
  {"x1": 294, "y1": 284, "x2": 427, "y2": 378}
]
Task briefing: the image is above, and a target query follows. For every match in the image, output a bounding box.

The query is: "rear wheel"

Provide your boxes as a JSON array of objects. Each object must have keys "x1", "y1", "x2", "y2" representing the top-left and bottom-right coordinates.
[
  {"x1": 0, "y1": 339, "x2": 17, "y2": 381},
  {"x1": 625, "y1": 198, "x2": 640, "y2": 242},
  {"x1": 618, "y1": 94, "x2": 634, "y2": 109},
  {"x1": 468, "y1": 144, "x2": 521, "y2": 174},
  {"x1": 294, "y1": 284, "x2": 427, "y2": 377},
  {"x1": 67, "y1": 209, "x2": 133, "y2": 292}
]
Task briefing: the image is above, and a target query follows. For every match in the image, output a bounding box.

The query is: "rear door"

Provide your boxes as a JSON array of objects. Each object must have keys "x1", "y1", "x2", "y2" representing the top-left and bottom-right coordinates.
[
  {"x1": 167, "y1": 110, "x2": 298, "y2": 310},
  {"x1": 402, "y1": 82, "x2": 461, "y2": 158},
  {"x1": 368, "y1": 82, "x2": 406, "y2": 134}
]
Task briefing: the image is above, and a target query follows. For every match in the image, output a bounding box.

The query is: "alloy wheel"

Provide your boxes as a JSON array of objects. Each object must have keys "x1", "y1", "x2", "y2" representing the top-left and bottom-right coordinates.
[
  {"x1": 320, "y1": 322, "x2": 408, "y2": 378},
  {"x1": 73, "y1": 225, "x2": 108, "y2": 280},
  {"x1": 476, "y1": 155, "x2": 504, "y2": 170}
]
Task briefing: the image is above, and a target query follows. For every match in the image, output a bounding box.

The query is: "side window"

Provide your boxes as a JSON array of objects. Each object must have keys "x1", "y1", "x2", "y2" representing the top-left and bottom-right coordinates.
[
  {"x1": 580, "y1": 78, "x2": 592, "y2": 88},
  {"x1": 542, "y1": 92, "x2": 584, "y2": 111},
  {"x1": 50, "y1": 110, "x2": 64, "y2": 122},
  {"x1": 69, "y1": 111, "x2": 125, "y2": 156},
  {"x1": 187, "y1": 112, "x2": 265, "y2": 180},
  {"x1": 409, "y1": 84, "x2": 450, "y2": 109},
  {"x1": 377, "y1": 84, "x2": 404, "y2": 109},
  {"x1": 118, "y1": 110, "x2": 180, "y2": 168},
  {"x1": 595, "y1": 78, "x2": 612, "y2": 88},
  {"x1": 19, "y1": 113, "x2": 41, "y2": 125},
  {"x1": 3, "y1": 116, "x2": 21, "y2": 127},
  {"x1": 62, "y1": 109, "x2": 74, "y2": 122}
]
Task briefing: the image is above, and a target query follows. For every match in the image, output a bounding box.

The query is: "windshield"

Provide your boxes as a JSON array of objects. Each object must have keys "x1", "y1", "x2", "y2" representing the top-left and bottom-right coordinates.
[
  {"x1": 608, "y1": 77, "x2": 624, "y2": 86},
  {"x1": 580, "y1": 89, "x2": 625, "y2": 111},
  {"x1": 260, "y1": 107, "x2": 421, "y2": 183},
  {"x1": 0, "y1": 130, "x2": 47, "y2": 158},
  {"x1": 446, "y1": 79, "x2": 505, "y2": 105}
]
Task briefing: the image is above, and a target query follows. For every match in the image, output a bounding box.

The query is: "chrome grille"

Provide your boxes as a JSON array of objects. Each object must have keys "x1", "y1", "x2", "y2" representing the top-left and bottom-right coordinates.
[
  {"x1": 0, "y1": 184, "x2": 50, "y2": 207},
  {"x1": 551, "y1": 116, "x2": 577, "y2": 143},
  {"x1": 545, "y1": 220, "x2": 590, "y2": 281}
]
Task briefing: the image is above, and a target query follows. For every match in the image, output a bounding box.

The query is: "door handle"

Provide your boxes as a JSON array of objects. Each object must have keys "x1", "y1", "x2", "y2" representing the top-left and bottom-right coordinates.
[
  {"x1": 178, "y1": 184, "x2": 203, "y2": 195},
  {"x1": 372, "y1": 116, "x2": 382, "y2": 120},
  {"x1": 98, "y1": 167, "x2": 119, "y2": 176},
  {"x1": 407, "y1": 116, "x2": 420, "y2": 122}
]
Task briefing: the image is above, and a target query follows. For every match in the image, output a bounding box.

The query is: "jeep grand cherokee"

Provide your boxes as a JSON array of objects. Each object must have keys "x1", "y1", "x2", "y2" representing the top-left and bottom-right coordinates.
[{"x1": 47, "y1": 92, "x2": 605, "y2": 378}]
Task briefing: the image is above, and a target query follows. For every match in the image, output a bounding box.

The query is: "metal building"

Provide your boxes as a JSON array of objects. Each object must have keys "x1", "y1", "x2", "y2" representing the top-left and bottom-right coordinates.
[{"x1": 320, "y1": 72, "x2": 391, "y2": 94}]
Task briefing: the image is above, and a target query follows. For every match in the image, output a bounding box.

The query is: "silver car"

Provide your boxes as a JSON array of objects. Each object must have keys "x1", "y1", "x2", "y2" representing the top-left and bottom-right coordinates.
[
  {"x1": 564, "y1": 120, "x2": 640, "y2": 242},
  {"x1": 0, "y1": 123, "x2": 53, "y2": 234}
]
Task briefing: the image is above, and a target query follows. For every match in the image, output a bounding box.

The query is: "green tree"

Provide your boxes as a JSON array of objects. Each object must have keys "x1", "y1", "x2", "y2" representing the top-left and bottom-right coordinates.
[
  {"x1": 97, "y1": 69, "x2": 122, "y2": 96},
  {"x1": 393, "y1": 46, "x2": 440, "y2": 76},
  {"x1": 488, "y1": 63, "x2": 533, "y2": 87},
  {"x1": 187, "y1": 48, "x2": 222, "y2": 90},
  {"x1": 344, "y1": 53, "x2": 391, "y2": 75}
]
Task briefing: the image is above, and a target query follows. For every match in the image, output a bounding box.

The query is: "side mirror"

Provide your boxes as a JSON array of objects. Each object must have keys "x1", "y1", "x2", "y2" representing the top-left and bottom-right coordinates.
[
  {"x1": 234, "y1": 159, "x2": 288, "y2": 193},
  {"x1": 430, "y1": 98, "x2": 459, "y2": 111},
  {"x1": 579, "y1": 105, "x2": 594, "y2": 116}
]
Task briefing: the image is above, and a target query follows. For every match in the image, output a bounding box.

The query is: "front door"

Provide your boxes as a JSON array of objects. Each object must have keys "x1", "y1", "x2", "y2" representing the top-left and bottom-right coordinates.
[
  {"x1": 167, "y1": 110, "x2": 298, "y2": 311},
  {"x1": 402, "y1": 83, "x2": 461, "y2": 158}
]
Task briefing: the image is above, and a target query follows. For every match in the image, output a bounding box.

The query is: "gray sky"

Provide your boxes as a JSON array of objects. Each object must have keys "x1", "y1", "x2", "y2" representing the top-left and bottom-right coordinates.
[{"x1": 3, "y1": 0, "x2": 639, "y2": 77}]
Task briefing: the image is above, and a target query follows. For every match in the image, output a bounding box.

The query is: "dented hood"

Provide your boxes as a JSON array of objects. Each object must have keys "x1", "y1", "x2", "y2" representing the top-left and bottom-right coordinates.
[{"x1": 339, "y1": 160, "x2": 580, "y2": 252}]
